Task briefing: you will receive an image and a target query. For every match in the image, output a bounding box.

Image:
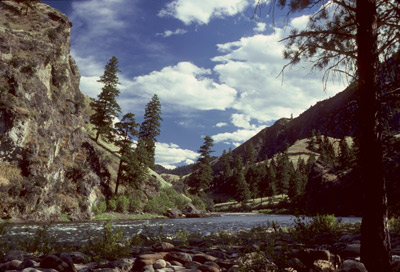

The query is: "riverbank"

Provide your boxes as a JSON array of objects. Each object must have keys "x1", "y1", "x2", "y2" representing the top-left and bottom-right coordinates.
[{"x1": 1, "y1": 216, "x2": 399, "y2": 272}]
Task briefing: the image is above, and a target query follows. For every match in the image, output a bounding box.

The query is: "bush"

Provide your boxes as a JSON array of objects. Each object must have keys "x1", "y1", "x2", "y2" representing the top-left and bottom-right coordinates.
[
  {"x1": 189, "y1": 194, "x2": 206, "y2": 211},
  {"x1": 93, "y1": 201, "x2": 107, "y2": 215},
  {"x1": 128, "y1": 195, "x2": 143, "y2": 213},
  {"x1": 143, "y1": 187, "x2": 189, "y2": 214},
  {"x1": 116, "y1": 195, "x2": 129, "y2": 213},
  {"x1": 107, "y1": 199, "x2": 117, "y2": 212},
  {"x1": 291, "y1": 215, "x2": 341, "y2": 244},
  {"x1": 83, "y1": 221, "x2": 129, "y2": 260}
]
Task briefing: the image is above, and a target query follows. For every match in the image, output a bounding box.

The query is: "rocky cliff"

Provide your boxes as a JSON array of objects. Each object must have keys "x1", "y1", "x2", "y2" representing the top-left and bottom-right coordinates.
[{"x1": 0, "y1": 1, "x2": 110, "y2": 221}]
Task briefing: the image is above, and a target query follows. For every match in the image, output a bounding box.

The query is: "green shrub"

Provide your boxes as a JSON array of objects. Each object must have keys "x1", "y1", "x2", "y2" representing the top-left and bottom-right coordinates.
[
  {"x1": 291, "y1": 215, "x2": 341, "y2": 244},
  {"x1": 93, "y1": 201, "x2": 107, "y2": 215},
  {"x1": 143, "y1": 187, "x2": 190, "y2": 214},
  {"x1": 128, "y1": 195, "x2": 143, "y2": 213},
  {"x1": 83, "y1": 221, "x2": 129, "y2": 260},
  {"x1": 107, "y1": 199, "x2": 117, "y2": 212},
  {"x1": 189, "y1": 194, "x2": 206, "y2": 211},
  {"x1": 116, "y1": 195, "x2": 129, "y2": 213},
  {"x1": 18, "y1": 225, "x2": 57, "y2": 255}
]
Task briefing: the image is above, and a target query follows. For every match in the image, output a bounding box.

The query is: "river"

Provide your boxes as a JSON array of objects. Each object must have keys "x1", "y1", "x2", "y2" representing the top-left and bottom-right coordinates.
[{"x1": 2, "y1": 213, "x2": 361, "y2": 245}]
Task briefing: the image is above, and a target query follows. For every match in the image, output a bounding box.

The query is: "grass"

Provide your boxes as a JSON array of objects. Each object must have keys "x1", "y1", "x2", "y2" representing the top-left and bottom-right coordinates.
[{"x1": 94, "y1": 212, "x2": 166, "y2": 221}]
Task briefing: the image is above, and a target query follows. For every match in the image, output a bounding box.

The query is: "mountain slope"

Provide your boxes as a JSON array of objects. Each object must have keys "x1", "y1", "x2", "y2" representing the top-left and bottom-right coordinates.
[{"x1": 0, "y1": 1, "x2": 112, "y2": 221}]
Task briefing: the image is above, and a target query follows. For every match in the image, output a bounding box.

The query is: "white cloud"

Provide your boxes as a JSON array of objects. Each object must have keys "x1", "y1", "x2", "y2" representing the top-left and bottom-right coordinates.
[
  {"x1": 157, "y1": 28, "x2": 188, "y2": 37},
  {"x1": 253, "y1": 22, "x2": 266, "y2": 33},
  {"x1": 159, "y1": 0, "x2": 251, "y2": 25},
  {"x1": 155, "y1": 142, "x2": 199, "y2": 168},
  {"x1": 212, "y1": 28, "x2": 345, "y2": 123},
  {"x1": 128, "y1": 62, "x2": 237, "y2": 111},
  {"x1": 290, "y1": 14, "x2": 310, "y2": 30},
  {"x1": 212, "y1": 127, "x2": 264, "y2": 145},
  {"x1": 231, "y1": 113, "x2": 254, "y2": 129},
  {"x1": 215, "y1": 122, "x2": 228, "y2": 128}
]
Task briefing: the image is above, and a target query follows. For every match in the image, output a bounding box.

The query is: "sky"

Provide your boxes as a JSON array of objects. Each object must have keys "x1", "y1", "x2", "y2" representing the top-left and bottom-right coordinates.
[{"x1": 42, "y1": 0, "x2": 346, "y2": 169}]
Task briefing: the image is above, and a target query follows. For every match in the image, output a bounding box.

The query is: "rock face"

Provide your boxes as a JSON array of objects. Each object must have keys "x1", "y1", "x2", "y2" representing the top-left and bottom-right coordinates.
[{"x1": 0, "y1": 1, "x2": 110, "y2": 221}]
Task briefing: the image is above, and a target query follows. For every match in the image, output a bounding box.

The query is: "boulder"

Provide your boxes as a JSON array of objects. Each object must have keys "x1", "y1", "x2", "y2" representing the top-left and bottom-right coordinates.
[
  {"x1": 153, "y1": 259, "x2": 167, "y2": 269},
  {"x1": 0, "y1": 260, "x2": 22, "y2": 270},
  {"x1": 182, "y1": 204, "x2": 204, "y2": 218},
  {"x1": 165, "y1": 208, "x2": 183, "y2": 219},
  {"x1": 152, "y1": 242, "x2": 174, "y2": 252},
  {"x1": 165, "y1": 252, "x2": 192, "y2": 264},
  {"x1": 313, "y1": 260, "x2": 335, "y2": 271},
  {"x1": 40, "y1": 254, "x2": 75, "y2": 272},
  {"x1": 18, "y1": 259, "x2": 38, "y2": 270},
  {"x1": 336, "y1": 260, "x2": 367, "y2": 272}
]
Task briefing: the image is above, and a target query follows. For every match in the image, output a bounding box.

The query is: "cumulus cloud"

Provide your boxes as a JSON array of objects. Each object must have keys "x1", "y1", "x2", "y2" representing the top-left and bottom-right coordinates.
[
  {"x1": 159, "y1": 0, "x2": 251, "y2": 25},
  {"x1": 253, "y1": 22, "x2": 266, "y2": 33},
  {"x1": 157, "y1": 28, "x2": 188, "y2": 37},
  {"x1": 127, "y1": 62, "x2": 237, "y2": 111},
  {"x1": 215, "y1": 122, "x2": 228, "y2": 128},
  {"x1": 155, "y1": 142, "x2": 199, "y2": 168},
  {"x1": 212, "y1": 127, "x2": 264, "y2": 146},
  {"x1": 212, "y1": 28, "x2": 344, "y2": 123}
]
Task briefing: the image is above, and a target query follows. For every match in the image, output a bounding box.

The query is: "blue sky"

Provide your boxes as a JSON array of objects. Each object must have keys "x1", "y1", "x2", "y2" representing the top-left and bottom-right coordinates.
[{"x1": 42, "y1": 0, "x2": 346, "y2": 169}]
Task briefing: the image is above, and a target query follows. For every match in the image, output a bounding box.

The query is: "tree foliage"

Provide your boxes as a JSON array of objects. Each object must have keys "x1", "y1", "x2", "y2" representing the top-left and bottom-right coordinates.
[
  {"x1": 137, "y1": 94, "x2": 162, "y2": 169},
  {"x1": 187, "y1": 136, "x2": 215, "y2": 194},
  {"x1": 255, "y1": 0, "x2": 398, "y2": 269},
  {"x1": 113, "y1": 113, "x2": 144, "y2": 195},
  {"x1": 90, "y1": 56, "x2": 121, "y2": 143}
]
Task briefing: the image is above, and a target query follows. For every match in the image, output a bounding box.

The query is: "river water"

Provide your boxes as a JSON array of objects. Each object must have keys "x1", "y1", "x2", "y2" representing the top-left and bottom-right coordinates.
[{"x1": 3, "y1": 214, "x2": 361, "y2": 245}]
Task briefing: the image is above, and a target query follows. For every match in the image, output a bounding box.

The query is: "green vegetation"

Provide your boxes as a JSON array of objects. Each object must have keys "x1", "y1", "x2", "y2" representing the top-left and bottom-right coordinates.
[
  {"x1": 90, "y1": 56, "x2": 121, "y2": 143},
  {"x1": 144, "y1": 187, "x2": 191, "y2": 214},
  {"x1": 187, "y1": 136, "x2": 214, "y2": 194},
  {"x1": 137, "y1": 94, "x2": 163, "y2": 169}
]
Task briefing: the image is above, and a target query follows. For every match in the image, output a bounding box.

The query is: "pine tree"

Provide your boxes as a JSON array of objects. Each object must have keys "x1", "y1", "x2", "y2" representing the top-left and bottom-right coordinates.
[
  {"x1": 338, "y1": 137, "x2": 354, "y2": 169},
  {"x1": 137, "y1": 94, "x2": 162, "y2": 168},
  {"x1": 90, "y1": 56, "x2": 121, "y2": 143},
  {"x1": 232, "y1": 155, "x2": 250, "y2": 204},
  {"x1": 254, "y1": 0, "x2": 398, "y2": 268},
  {"x1": 308, "y1": 129, "x2": 316, "y2": 151},
  {"x1": 187, "y1": 136, "x2": 214, "y2": 194},
  {"x1": 113, "y1": 113, "x2": 140, "y2": 195}
]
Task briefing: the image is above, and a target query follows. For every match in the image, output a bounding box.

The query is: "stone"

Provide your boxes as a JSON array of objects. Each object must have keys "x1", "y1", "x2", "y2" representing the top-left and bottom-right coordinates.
[
  {"x1": 153, "y1": 259, "x2": 167, "y2": 269},
  {"x1": 165, "y1": 252, "x2": 192, "y2": 264},
  {"x1": 107, "y1": 261, "x2": 133, "y2": 272},
  {"x1": 336, "y1": 260, "x2": 367, "y2": 272},
  {"x1": 68, "y1": 252, "x2": 87, "y2": 264},
  {"x1": 155, "y1": 268, "x2": 174, "y2": 272},
  {"x1": 184, "y1": 261, "x2": 201, "y2": 269},
  {"x1": 134, "y1": 254, "x2": 166, "y2": 270},
  {"x1": 18, "y1": 259, "x2": 38, "y2": 270},
  {"x1": 288, "y1": 258, "x2": 305, "y2": 271},
  {"x1": 299, "y1": 249, "x2": 331, "y2": 267},
  {"x1": 0, "y1": 260, "x2": 22, "y2": 270},
  {"x1": 199, "y1": 262, "x2": 220, "y2": 272},
  {"x1": 142, "y1": 264, "x2": 155, "y2": 272},
  {"x1": 182, "y1": 204, "x2": 204, "y2": 218},
  {"x1": 40, "y1": 254, "x2": 74, "y2": 272},
  {"x1": 21, "y1": 269, "x2": 41, "y2": 272},
  {"x1": 153, "y1": 242, "x2": 175, "y2": 252},
  {"x1": 60, "y1": 253, "x2": 77, "y2": 272},
  {"x1": 165, "y1": 208, "x2": 184, "y2": 219},
  {"x1": 192, "y1": 254, "x2": 217, "y2": 263},
  {"x1": 342, "y1": 243, "x2": 361, "y2": 258},
  {"x1": 313, "y1": 260, "x2": 335, "y2": 271}
]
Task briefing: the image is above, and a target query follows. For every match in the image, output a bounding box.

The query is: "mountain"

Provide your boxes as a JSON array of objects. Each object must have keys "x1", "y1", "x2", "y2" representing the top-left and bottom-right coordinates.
[{"x1": 213, "y1": 73, "x2": 400, "y2": 172}]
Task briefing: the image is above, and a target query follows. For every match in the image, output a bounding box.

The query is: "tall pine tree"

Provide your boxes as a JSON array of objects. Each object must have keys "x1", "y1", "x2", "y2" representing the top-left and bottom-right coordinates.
[
  {"x1": 113, "y1": 113, "x2": 140, "y2": 195},
  {"x1": 90, "y1": 56, "x2": 121, "y2": 143},
  {"x1": 187, "y1": 136, "x2": 214, "y2": 194},
  {"x1": 137, "y1": 94, "x2": 162, "y2": 169}
]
